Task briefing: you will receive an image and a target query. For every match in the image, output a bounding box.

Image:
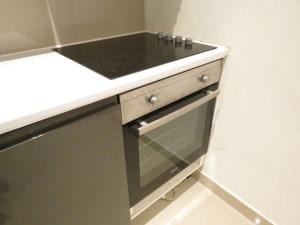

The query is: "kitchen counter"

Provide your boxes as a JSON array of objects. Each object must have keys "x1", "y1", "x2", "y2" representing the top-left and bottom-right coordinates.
[{"x1": 0, "y1": 44, "x2": 227, "y2": 135}]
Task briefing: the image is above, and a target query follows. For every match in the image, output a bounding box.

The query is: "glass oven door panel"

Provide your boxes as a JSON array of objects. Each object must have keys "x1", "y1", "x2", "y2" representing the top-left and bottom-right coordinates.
[
  {"x1": 139, "y1": 142, "x2": 177, "y2": 187},
  {"x1": 148, "y1": 106, "x2": 208, "y2": 156},
  {"x1": 138, "y1": 104, "x2": 210, "y2": 187},
  {"x1": 123, "y1": 89, "x2": 219, "y2": 206}
]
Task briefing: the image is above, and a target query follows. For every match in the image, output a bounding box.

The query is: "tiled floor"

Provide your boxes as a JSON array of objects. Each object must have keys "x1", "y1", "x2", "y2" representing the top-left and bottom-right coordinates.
[{"x1": 132, "y1": 177, "x2": 255, "y2": 225}]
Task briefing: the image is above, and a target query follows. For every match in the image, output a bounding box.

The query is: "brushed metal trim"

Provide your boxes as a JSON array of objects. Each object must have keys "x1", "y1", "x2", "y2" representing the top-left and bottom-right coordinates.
[
  {"x1": 120, "y1": 61, "x2": 222, "y2": 124},
  {"x1": 130, "y1": 155, "x2": 206, "y2": 220},
  {"x1": 120, "y1": 60, "x2": 221, "y2": 103},
  {"x1": 136, "y1": 90, "x2": 220, "y2": 135},
  {"x1": 192, "y1": 171, "x2": 275, "y2": 225}
]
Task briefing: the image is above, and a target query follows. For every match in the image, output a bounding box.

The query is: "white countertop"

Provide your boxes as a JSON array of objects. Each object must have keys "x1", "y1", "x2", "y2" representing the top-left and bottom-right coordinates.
[{"x1": 0, "y1": 44, "x2": 227, "y2": 135}]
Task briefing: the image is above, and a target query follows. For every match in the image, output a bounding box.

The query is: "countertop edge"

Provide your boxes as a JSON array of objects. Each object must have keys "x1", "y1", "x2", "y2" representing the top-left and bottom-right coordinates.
[{"x1": 0, "y1": 46, "x2": 228, "y2": 135}]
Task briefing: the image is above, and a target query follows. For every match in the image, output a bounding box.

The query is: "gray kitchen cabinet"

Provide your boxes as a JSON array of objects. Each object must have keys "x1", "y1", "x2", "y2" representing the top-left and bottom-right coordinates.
[{"x1": 0, "y1": 97, "x2": 130, "y2": 225}]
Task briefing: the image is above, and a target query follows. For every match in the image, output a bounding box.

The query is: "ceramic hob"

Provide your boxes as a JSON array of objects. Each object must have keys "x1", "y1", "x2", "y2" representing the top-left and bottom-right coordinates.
[{"x1": 55, "y1": 32, "x2": 216, "y2": 79}]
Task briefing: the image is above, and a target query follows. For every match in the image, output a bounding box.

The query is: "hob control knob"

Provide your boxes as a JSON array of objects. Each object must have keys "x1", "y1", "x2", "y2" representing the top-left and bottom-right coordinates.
[
  {"x1": 157, "y1": 32, "x2": 165, "y2": 39},
  {"x1": 175, "y1": 36, "x2": 183, "y2": 43},
  {"x1": 166, "y1": 34, "x2": 174, "y2": 41},
  {"x1": 185, "y1": 38, "x2": 193, "y2": 46},
  {"x1": 148, "y1": 95, "x2": 158, "y2": 104},
  {"x1": 199, "y1": 75, "x2": 209, "y2": 83}
]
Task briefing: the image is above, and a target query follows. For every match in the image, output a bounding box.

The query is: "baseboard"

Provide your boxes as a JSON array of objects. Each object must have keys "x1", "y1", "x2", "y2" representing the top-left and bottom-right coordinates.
[{"x1": 192, "y1": 171, "x2": 275, "y2": 225}]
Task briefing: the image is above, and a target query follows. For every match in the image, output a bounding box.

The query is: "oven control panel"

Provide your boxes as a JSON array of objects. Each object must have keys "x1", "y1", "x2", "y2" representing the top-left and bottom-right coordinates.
[{"x1": 119, "y1": 60, "x2": 222, "y2": 124}]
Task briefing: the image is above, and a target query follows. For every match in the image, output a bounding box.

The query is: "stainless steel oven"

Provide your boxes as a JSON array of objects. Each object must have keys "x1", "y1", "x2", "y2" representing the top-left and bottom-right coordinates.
[{"x1": 119, "y1": 60, "x2": 222, "y2": 218}]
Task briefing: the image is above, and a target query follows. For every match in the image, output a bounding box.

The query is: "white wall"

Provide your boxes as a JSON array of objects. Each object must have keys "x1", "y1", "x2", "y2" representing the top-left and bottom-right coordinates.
[{"x1": 145, "y1": 1, "x2": 300, "y2": 224}]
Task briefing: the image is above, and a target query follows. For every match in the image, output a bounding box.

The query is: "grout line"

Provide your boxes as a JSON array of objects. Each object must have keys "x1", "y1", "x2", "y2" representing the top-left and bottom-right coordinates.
[
  {"x1": 192, "y1": 171, "x2": 275, "y2": 225},
  {"x1": 45, "y1": 0, "x2": 61, "y2": 46}
]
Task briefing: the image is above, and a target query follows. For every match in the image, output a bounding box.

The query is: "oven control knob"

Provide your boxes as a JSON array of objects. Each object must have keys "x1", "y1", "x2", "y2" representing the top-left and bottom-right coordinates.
[
  {"x1": 148, "y1": 95, "x2": 158, "y2": 104},
  {"x1": 199, "y1": 75, "x2": 209, "y2": 83}
]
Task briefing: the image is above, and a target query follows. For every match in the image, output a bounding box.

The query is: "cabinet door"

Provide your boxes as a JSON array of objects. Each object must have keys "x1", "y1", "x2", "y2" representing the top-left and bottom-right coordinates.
[{"x1": 0, "y1": 99, "x2": 130, "y2": 225}]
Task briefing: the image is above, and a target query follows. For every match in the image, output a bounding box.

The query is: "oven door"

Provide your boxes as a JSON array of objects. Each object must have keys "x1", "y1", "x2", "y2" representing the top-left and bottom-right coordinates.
[{"x1": 123, "y1": 89, "x2": 219, "y2": 207}]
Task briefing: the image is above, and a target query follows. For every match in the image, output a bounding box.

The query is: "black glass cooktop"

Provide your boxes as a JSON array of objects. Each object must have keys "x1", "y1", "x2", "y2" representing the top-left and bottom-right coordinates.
[{"x1": 55, "y1": 32, "x2": 216, "y2": 79}]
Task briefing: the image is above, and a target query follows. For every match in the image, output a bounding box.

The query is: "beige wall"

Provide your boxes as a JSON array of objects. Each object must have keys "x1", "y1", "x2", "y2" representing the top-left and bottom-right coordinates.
[
  {"x1": 0, "y1": 0, "x2": 54, "y2": 55},
  {"x1": 0, "y1": 0, "x2": 144, "y2": 56},
  {"x1": 46, "y1": 0, "x2": 145, "y2": 45},
  {"x1": 145, "y1": 1, "x2": 300, "y2": 225}
]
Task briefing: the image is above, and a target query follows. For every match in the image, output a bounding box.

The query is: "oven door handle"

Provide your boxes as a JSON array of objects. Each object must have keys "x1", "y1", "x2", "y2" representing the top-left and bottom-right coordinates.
[{"x1": 136, "y1": 90, "x2": 220, "y2": 136}]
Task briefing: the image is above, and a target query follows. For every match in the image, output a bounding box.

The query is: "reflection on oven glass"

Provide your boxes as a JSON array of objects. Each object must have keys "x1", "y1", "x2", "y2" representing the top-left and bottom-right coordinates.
[{"x1": 139, "y1": 105, "x2": 208, "y2": 187}]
